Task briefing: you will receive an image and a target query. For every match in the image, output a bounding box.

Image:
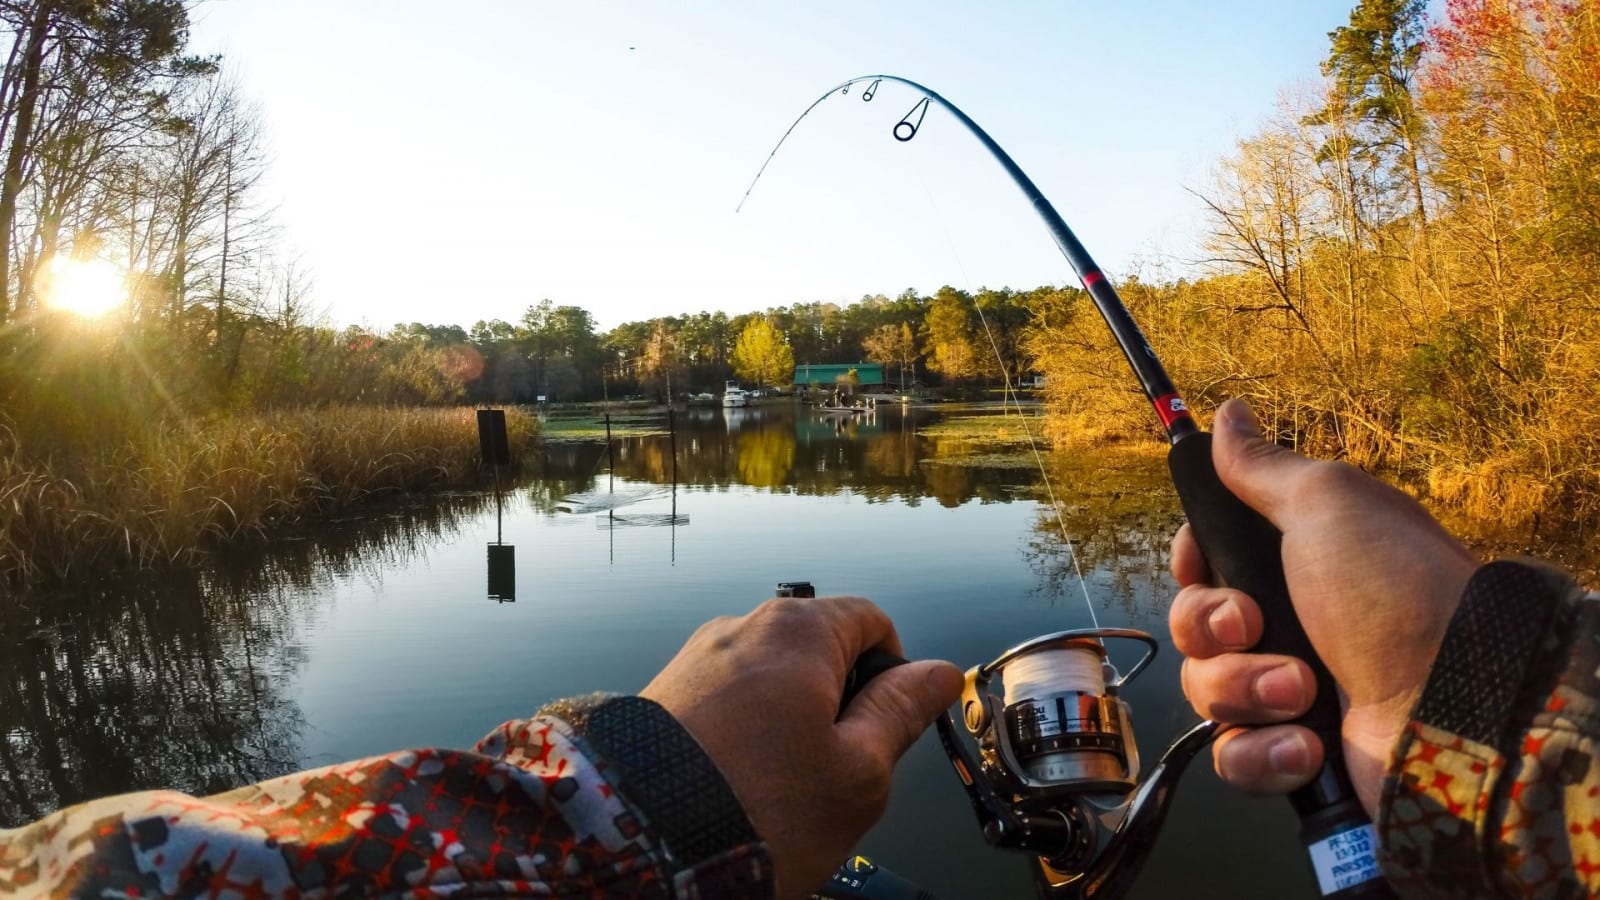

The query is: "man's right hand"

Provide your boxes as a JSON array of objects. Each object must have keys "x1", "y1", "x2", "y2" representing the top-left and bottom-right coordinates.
[{"x1": 1168, "y1": 399, "x2": 1480, "y2": 815}]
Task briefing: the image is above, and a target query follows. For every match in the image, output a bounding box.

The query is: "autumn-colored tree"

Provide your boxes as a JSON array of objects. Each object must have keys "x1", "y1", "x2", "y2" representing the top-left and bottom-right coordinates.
[
  {"x1": 640, "y1": 321, "x2": 685, "y2": 400},
  {"x1": 862, "y1": 322, "x2": 918, "y2": 389},
  {"x1": 923, "y1": 287, "x2": 978, "y2": 383},
  {"x1": 1026, "y1": 0, "x2": 1600, "y2": 528},
  {"x1": 732, "y1": 318, "x2": 794, "y2": 389},
  {"x1": 1316, "y1": 0, "x2": 1431, "y2": 233}
]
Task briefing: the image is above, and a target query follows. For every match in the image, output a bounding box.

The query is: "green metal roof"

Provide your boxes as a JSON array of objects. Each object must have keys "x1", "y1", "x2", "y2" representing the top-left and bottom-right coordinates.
[{"x1": 792, "y1": 363, "x2": 886, "y2": 385}]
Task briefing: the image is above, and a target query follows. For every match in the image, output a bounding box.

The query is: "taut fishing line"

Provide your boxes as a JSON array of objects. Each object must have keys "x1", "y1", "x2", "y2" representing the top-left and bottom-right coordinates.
[{"x1": 907, "y1": 149, "x2": 1100, "y2": 630}]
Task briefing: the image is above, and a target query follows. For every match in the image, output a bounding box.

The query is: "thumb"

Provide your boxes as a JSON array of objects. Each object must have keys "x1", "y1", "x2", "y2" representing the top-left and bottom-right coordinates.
[
  {"x1": 838, "y1": 659, "x2": 963, "y2": 766},
  {"x1": 1212, "y1": 398, "x2": 1318, "y2": 529}
]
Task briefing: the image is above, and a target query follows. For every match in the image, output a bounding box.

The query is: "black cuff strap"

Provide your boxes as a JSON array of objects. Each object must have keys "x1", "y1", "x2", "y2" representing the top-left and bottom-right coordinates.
[
  {"x1": 1411, "y1": 560, "x2": 1568, "y2": 755},
  {"x1": 583, "y1": 695, "x2": 762, "y2": 869}
]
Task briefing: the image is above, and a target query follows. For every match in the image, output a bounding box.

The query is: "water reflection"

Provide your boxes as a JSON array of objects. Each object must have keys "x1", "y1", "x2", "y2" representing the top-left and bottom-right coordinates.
[
  {"x1": 0, "y1": 495, "x2": 497, "y2": 826},
  {"x1": 1, "y1": 404, "x2": 1296, "y2": 900},
  {"x1": 534, "y1": 405, "x2": 1039, "y2": 509},
  {"x1": 1, "y1": 407, "x2": 1064, "y2": 827},
  {"x1": 1024, "y1": 450, "x2": 1186, "y2": 619}
]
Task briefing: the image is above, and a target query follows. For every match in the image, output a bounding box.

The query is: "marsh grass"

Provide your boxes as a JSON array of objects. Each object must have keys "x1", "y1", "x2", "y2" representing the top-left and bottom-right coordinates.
[
  {"x1": 916, "y1": 409, "x2": 1049, "y2": 445},
  {"x1": 920, "y1": 452, "x2": 1039, "y2": 469},
  {"x1": 539, "y1": 412, "x2": 669, "y2": 442},
  {"x1": 0, "y1": 406, "x2": 537, "y2": 585},
  {"x1": 912, "y1": 407, "x2": 1054, "y2": 470}
]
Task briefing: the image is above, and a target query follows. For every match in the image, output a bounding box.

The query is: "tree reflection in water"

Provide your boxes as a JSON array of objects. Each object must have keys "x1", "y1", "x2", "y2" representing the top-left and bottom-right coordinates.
[
  {"x1": 0, "y1": 495, "x2": 497, "y2": 827},
  {"x1": 1022, "y1": 447, "x2": 1185, "y2": 624},
  {"x1": 535, "y1": 405, "x2": 1042, "y2": 508},
  {"x1": 2, "y1": 405, "x2": 1149, "y2": 826}
]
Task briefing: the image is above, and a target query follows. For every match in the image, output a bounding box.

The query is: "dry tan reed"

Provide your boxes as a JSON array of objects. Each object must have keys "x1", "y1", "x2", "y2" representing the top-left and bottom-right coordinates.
[{"x1": 0, "y1": 406, "x2": 537, "y2": 584}]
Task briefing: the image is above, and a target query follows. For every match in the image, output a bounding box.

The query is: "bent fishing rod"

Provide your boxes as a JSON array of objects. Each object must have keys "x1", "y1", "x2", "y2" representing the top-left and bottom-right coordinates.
[{"x1": 743, "y1": 76, "x2": 1395, "y2": 900}]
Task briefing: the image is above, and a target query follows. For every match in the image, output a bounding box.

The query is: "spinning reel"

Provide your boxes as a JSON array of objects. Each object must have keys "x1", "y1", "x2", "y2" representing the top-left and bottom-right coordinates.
[{"x1": 933, "y1": 627, "x2": 1219, "y2": 899}]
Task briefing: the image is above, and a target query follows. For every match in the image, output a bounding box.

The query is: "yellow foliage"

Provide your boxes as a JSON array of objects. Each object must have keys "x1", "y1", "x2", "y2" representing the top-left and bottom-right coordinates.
[{"x1": 1027, "y1": 1, "x2": 1600, "y2": 532}]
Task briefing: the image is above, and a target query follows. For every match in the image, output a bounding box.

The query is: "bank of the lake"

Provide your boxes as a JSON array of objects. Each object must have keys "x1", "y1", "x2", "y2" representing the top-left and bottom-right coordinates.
[{"x1": 0, "y1": 405, "x2": 538, "y2": 586}]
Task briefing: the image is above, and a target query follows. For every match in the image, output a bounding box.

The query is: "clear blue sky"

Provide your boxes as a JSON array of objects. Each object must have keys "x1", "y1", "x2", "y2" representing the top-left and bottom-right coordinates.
[{"x1": 189, "y1": 1, "x2": 1362, "y2": 331}]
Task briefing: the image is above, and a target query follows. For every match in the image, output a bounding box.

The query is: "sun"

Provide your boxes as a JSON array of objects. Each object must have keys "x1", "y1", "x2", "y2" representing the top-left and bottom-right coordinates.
[{"x1": 39, "y1": 256, "x2": 128, "y2": 318}]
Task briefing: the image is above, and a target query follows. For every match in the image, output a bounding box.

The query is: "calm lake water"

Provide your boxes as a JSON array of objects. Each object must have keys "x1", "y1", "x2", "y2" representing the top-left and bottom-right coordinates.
[{"x1": 1, "y1": 404, "x2": 1315, "y2": 899}]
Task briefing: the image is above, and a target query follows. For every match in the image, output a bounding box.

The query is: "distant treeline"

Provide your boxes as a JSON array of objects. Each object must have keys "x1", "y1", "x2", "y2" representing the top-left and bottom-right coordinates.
[{"x1": 387, "y1": 287, "x2": 1049, "y2": 405}]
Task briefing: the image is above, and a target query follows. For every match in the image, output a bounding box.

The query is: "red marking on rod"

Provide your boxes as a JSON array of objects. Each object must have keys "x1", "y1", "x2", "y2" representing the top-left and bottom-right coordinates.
[
  {"x1": 1153, "y1": 393, "x2": 1192, "y2": 429},
  {"x1": 1082, "y1": 270, "x2": 1106, "y2": 288}
]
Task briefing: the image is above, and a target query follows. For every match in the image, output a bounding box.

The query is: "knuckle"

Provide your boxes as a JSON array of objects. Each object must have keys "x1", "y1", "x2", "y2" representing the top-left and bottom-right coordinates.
[
  {"x1": 690, "y1": 615, "x2": 735, "y2": 642},
  {"x1": 1183, "y1": 658, "x2": 1241, "y2": 721},
  {"x1": 1212, "y1": 729, "x2": 1255, "y2": 786},
  {"x1": 828, "y1": 595, "x2": 887, "y2": 629},
  {"x1": 1300, "y1": 460, "x2": 1363, "y2": 501},
  {"x1": 1170, "y1": 587, "x2": 1244, "y2": 657},
  {"x1": 757, "y1": 596, "x2": 808, "y2": 620}
]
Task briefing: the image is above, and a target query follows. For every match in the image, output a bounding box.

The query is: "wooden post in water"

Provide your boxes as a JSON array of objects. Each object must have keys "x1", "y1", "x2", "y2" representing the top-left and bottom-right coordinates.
[{"x1": 605, "y1": 412, "x2": 614, "y2": 494}]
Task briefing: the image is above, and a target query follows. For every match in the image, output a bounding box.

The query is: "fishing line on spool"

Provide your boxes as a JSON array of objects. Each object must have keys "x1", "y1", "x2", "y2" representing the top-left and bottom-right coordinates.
[{"x1": 1001, "y1": 645, "x2": 1105, "y2": 705}]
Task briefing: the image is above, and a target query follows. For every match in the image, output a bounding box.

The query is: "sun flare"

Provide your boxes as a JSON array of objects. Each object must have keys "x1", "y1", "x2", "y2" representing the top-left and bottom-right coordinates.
[{"x1": 39, "y1": 257, "x2": 128, "y2": 318}]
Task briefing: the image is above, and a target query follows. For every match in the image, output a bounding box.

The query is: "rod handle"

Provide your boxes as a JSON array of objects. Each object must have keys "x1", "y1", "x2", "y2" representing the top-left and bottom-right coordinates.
[{"x1": 1167, "y1": 432, "x2": 1395, "y2": 898}]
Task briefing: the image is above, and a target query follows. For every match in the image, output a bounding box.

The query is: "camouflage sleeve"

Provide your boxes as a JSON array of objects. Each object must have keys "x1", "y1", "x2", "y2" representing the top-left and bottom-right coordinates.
[
  {"x1": 1379, "y1": 560, "x2": 1600, "y2": 898},
  {"x1": 0, "y1": 694, "x2": 774, "y2": 899}
]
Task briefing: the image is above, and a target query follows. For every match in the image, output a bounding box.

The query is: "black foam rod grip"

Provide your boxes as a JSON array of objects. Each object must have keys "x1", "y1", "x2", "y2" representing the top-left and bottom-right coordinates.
[
  {"x1": 841, "y1": 647, "x2": 908, "y2": 714},
  {"x1": 1168, "y1": 432, "x2": 1396, "y2": 898},
  {"x1": 1167, "y1": 432, "x2": 1341, "y2": 738}
]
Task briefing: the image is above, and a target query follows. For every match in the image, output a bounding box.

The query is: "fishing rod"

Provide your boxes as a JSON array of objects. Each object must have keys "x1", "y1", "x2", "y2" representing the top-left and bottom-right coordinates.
[{"x1": 743, "y1": 76, "x2": 1395, "y2": 899}]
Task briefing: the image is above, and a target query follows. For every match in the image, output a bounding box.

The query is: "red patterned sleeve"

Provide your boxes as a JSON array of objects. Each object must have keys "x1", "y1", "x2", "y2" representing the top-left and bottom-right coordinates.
[
  {"x1": 1378, "y1": 560, "x2": 1600, "y2": 898},
  {"x1": 0, "y1": 695, "x2": 774, "y2": 898}
]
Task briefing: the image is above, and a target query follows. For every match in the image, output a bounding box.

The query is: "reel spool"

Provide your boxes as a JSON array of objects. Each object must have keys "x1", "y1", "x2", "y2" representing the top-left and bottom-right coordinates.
[
  {"x1": 961, "y1": 629, "x2": 1155, "y2": 801},
  {"x1": 937, "y1": 627, "x2": 1219, "y2": 898}
]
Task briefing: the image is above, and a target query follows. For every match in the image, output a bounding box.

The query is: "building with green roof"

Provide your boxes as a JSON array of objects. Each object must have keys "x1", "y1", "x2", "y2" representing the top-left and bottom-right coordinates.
[{"x1": 792, "y1": 363, "x2": 886, "y2": 389}]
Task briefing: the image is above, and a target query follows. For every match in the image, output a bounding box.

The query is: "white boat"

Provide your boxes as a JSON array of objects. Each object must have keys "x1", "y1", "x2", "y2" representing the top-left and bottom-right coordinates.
[{"x1": 722, "y1": 380, "x2": 749, "y2": 408}]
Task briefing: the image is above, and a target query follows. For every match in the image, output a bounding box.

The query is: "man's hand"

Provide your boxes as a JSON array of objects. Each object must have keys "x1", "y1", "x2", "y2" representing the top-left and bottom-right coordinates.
[
  {"x1": 1169, "y1": 399, "x2": 1479, "y2": 815},
  {"x1": 641, "y1": 596, "x2": 963, "y2": 899}
]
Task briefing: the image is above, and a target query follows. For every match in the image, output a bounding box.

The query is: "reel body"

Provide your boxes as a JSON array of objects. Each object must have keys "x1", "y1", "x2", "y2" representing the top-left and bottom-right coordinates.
[{"x1": 937, "y1": 628, "x2": 1218, "y2": 899}]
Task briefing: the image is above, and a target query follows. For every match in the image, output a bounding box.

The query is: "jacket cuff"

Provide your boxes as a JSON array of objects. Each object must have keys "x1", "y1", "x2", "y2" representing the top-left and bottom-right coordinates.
[
  {"x1": 538, "y1": 694, "x2": 774, "y2": 898},
  {"x1": 1376, "y1": 559, "x2": 1578, "y2": 893}
]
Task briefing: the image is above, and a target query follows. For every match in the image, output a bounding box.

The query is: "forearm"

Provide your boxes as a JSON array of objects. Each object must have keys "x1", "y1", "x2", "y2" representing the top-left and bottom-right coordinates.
[
  {"x1": 1378, "y1": 560, "x2": 1600, "y2": 898},
  {"x1": 0, "y1": 695, "x2": 774, "y2": 898}
]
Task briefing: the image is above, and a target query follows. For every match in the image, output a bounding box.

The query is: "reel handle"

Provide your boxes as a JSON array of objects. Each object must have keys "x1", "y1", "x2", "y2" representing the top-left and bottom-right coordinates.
[
  {"x1": 1167, "y1": 432, "x2": 1394, "y2": 898},
  {"x1": 842, "y1": 647, "x2": 909, "y2": 711}
]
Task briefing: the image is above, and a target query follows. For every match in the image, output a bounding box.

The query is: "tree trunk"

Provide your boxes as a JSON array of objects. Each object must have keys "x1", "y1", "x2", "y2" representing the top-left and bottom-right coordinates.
[
  {"x1": 0, "y1": 1, "x2": 54, "y2": 324},
  {"x1": 214, "y1": 149, "x2": 233, "y2": 350}
]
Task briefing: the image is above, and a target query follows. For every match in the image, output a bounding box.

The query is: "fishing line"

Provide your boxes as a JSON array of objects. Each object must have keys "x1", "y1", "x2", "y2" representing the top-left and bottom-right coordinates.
[
  {"x1": 739, "y1": 74, "x2": 1103, "y2": 628},
  {"x1": 909, "y1": 154, "x2": 1100, "y2": 629},
  {"x1": 1001, "y1": 645, "x2": 1103, "y2": 706}
]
